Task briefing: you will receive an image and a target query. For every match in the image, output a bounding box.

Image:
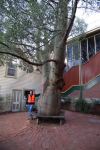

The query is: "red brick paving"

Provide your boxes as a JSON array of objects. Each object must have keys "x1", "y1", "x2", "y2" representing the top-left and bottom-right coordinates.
[{"x1": 0, "y1": 111, "x2": 100, "y2": 150}]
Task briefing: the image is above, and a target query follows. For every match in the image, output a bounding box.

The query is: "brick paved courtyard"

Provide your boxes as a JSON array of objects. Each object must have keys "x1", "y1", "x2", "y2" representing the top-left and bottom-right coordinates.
[{"x1": 0, "y1": 111, "x2": 100, "y2": 150}]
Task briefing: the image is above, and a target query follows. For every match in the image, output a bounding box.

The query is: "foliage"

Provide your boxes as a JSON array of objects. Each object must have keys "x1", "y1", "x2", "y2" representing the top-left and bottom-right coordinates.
[
  {"x1": 0, "y1": 0, "x2": 56, "y2": 69},
  {"x1": 70, "y1": 17, "x2": 87, "y2": 37},
  {"x1": 0, "y1": 0, "x2": 95, "y2": 68},
  {"x1": 61, "y1": 96, "x2": 71, "y2": 103},
  {"x1": 93, "y1": 100, "x2": 100, "y2": 105},
  {"x1": 75, "y1": 99, "x2": 92, "y2": 113}
]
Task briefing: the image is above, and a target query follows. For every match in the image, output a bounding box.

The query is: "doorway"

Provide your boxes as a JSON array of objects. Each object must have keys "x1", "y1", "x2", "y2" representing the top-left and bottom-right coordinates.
[{"x1": 12, "y1": 90, "x2": 22, "y2": 112}]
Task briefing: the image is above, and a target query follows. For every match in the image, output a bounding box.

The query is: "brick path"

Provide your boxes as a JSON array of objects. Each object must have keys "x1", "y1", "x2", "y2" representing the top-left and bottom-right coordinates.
[{"x1": 0, "y1": 111, "x2": 100, "y2": 150}]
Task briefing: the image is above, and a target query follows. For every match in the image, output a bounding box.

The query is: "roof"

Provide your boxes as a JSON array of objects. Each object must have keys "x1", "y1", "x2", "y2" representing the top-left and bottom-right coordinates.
[{"x1": 67, "y1": 27, "x2": 100, "y2": 43}]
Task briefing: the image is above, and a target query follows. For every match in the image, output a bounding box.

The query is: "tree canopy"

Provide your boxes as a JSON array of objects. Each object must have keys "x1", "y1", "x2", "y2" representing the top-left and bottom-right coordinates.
[{"x1": 0, "y1": 0, "x2": 97, "y2": 68}]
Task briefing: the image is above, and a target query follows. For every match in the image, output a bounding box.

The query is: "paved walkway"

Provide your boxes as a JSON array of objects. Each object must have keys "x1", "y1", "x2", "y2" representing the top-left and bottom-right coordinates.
[{"x1": 0, "y1": 111, "x2": 100, "y2": 150}]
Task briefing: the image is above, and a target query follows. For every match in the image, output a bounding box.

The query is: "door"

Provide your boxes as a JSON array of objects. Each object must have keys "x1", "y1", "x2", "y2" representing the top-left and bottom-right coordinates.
[{"x1": 12, "y1": 90, "x2": 22, "y2": 112}]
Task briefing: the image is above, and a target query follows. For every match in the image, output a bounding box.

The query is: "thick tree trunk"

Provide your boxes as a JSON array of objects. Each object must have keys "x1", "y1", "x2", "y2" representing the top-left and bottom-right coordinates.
[
  {"x1": 38, "y1": 61, "x2": 61, "y2": 115},
  {"x1": 38, "y1": 0, "x2": 68, "y2": 116},
  {"x1": 38, "y1": 85, "x2": 61, "y2": 115}
]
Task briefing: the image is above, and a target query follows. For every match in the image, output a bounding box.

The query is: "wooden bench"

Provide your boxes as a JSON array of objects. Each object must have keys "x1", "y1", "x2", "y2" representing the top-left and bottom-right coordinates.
[{"x1": 36, "y1": 111, "x2": 65, "y2": 125}]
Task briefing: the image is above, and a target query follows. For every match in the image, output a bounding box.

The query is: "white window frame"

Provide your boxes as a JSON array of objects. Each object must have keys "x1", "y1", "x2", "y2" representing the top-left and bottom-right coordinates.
[{"x1": 5, "y1": 62, "x2": 17, "y2": 78}]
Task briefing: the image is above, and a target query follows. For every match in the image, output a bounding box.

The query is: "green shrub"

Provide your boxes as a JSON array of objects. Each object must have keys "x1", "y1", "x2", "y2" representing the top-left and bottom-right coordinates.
[
  {"x1": 93, "y1": 100, "x2": 100, "y2": 105},
  {"x1": 75, "y1": 99, "x2": 92, "y2": 113}
]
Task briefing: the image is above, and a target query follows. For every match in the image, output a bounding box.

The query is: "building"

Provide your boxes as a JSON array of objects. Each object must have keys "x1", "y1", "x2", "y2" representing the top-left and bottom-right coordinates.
[
  {"x1": 0, "y1": 62, "x2": 42, "y2": 112},
  {"x1": 62, "y1": 27, "x2": 100, "y2": 100},
  {"x1": 67, "y1": 27, "x2": 100, "y2": 68}
]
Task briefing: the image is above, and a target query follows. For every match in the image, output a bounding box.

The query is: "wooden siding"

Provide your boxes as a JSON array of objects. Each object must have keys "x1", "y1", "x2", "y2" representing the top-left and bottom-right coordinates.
[
  {"x1": 0, "y1": 65, "x2": 42, "y2": 112},
  {"x1": 0, "y1": 65, "x2": 42, "y2": 95}
]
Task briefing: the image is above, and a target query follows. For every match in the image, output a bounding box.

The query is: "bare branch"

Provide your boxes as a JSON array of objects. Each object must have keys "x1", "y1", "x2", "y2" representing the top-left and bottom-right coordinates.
[
  {"x1": 63, "y1": 0, "x2": 80, "y2": 42},
  {"x1": 49, "y1": 0, "x2": 58, "y2": 4},
  {"x1": 77, "y1": 6, "x2": 100, "y2": 12}
]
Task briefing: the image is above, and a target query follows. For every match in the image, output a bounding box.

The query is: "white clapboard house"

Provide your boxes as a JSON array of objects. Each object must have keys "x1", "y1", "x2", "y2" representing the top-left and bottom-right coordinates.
[{"x1": 0, "y1": 61, "x2": 42, "y2": 112}]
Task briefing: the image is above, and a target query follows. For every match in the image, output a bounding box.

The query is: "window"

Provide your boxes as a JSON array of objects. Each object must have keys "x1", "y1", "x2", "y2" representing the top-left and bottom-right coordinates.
[
  {"x1": 67, "y1": 44, "x2": 73, "y2": 67},
  {"x1": 67, "y1": 44, "x2": 73, "y2": 61},
  {"x1": 95, "y1": 34, "x2": 100, "y2": 52},
  {"x1": 88, "y1": 36, "x2": 95, "y2": 58},
  {"x1": 81, "y1": 39, "x2": 88, "y2": 63},
  {"x1": 73, "y1": 42, "x2": 80, "y2": 60},
  {"x1": 7, "y1": 62, "x2": 16, "y2": 77}
]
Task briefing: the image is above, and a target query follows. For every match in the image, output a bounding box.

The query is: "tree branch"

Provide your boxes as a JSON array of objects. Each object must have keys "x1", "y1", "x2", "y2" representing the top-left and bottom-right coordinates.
[
  {"x1": 0, "y1": 41, "x2": 58, "y2": 66},
  {"x1": 63, "y1": 0, "x2": 80, "y2": 42},
  {"x1": 9, "y1": 41, "x2": 35, "y2": 49},
  {"x1": 0, "y1": 41, "x2": 9, "y2": 48},
  {"x1": 0, "y1": 51, "x2": 58, "y2": 66}
]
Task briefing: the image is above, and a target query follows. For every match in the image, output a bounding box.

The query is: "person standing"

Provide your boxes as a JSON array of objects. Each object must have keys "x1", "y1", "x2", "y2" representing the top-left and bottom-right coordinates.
[
  {"x1": 26, "y1": 90, "x2": 40, "y2": 119},
  {"x1": 27, "y1": 90, "x2": 35, "y2": 119}
]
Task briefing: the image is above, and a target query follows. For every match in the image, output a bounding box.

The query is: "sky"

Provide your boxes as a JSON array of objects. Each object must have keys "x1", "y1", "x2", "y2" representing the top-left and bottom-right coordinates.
[
  {"x1": 38, "y1": 0, "x2": 100, "y2": 31},
  {"x1": 76, "y1": 4, "x2": 100, "y2": 31}
]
